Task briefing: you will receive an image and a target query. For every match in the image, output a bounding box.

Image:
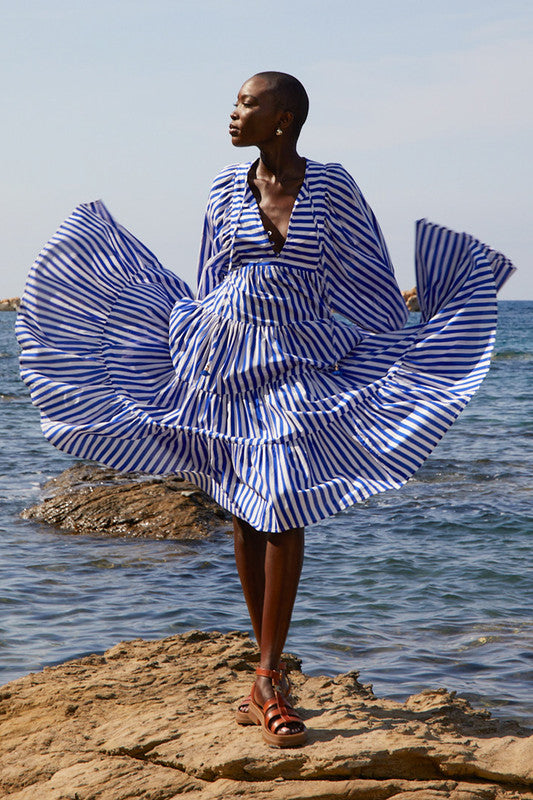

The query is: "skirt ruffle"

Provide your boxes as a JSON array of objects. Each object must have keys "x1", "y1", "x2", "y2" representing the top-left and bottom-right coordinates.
[{"x1": 16, "y1": 202, "x2": 515, "y2": 531}]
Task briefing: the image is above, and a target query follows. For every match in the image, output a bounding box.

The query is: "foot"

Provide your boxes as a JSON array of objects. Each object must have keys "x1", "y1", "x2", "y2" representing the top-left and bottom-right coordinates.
[
  {"x1": 236, "y1": 664, "x2": 292, "y2": 725},
  {"x1": 235, "y1": 692, "x2": 256, "y2": 725},
  {"x1": 237, "y1": 694, "x2": 252, "y2": 714},
  {"x1": 253, "y1": 674, "x2": 305, "y2": 736}
]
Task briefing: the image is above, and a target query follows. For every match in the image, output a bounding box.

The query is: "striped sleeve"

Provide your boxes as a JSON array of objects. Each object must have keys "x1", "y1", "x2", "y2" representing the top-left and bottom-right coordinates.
[
  {"x1": 196, "y1": 163, "x2": 241, "y2": 299},
  {"x1": 322, "y1": 163, "x2": 409, "y2": 332}
]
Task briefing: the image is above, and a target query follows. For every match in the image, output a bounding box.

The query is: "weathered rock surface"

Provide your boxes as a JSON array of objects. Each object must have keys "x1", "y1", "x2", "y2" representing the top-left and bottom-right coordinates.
[
  {"x1": 0, "y1": 296, "x2": 20, "y2": 311},
  {"x1": 1, "y1": 630, "x2": 532, "y2": 799},
  {"x1": 21, "y1": 463, "x2": 231, "y2": 539},
  {"x1": 402, "y1": 287, "x2": 421, "y2": 312}
]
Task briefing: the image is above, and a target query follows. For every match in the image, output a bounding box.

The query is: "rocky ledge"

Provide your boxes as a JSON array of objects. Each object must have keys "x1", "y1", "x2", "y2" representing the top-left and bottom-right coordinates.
[
  {"x1": 1, "y1": 630, "x2": 532, "y2": 800},
  {"x1": 22, "y1": 464, "x2": 231, "y2": 539}
]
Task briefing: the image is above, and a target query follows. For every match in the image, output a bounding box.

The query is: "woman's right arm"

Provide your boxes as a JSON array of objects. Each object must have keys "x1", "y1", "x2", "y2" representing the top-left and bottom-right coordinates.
[{"x1": 196, "y1": 164, "x2": 240, "y2": 300}]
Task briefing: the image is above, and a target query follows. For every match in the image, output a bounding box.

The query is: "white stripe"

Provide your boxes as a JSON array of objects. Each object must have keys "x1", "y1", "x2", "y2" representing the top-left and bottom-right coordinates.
[{"x1": 15, "y1": 163, "x2": 516, "y2": 532}]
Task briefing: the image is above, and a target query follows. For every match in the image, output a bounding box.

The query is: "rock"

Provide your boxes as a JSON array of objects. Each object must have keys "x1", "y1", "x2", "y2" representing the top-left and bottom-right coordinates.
[
  {"x1": 0, "y1": 630, "x2": 532, "y2": 799},
  {"x1": 402, "y1": 287, "x2": 420, "y2": 313},
  {"x1": 0, "y1": 296, "x2": 20, "y2": 311},
  {"x1": 21, "y1": 463, "x2": 231, "y2": 539}
]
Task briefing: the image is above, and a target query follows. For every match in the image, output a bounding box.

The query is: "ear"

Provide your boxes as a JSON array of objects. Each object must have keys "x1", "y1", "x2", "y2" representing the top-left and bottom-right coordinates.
[{"x1": 277, "y1": 110, "x2": 294, "y2": 133}]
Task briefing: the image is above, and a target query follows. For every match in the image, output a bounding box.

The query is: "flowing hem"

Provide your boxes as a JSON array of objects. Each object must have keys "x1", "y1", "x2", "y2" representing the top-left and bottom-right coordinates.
[{"x1": 16, "y1": 202, "x2": 516, "y2": 532}]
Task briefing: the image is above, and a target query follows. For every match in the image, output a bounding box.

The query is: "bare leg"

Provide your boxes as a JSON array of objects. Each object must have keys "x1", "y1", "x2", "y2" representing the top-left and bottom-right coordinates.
[
  {"x1": 233, "y1": 516, "x2": 305, "y2": 733},
  {"x1": 233, "y1": 516, "x2": 267, "y2": 644}
]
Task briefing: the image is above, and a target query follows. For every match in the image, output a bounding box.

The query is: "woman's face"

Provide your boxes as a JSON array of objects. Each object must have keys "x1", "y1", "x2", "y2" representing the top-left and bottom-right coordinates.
[{"x1": 229, "y1": 76, "x2": 282, "y2": 148}]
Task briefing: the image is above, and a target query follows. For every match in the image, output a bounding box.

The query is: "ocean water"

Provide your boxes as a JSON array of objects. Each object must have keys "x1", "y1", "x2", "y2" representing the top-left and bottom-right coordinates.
[{"x1": 1, "y1": 303, "x2": 532, "y2": 725}]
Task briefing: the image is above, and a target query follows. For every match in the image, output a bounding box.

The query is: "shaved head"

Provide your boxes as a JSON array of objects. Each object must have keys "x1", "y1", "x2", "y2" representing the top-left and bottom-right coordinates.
[{"x1": 252, "y1": 71, "x2": 309, "y2": 136}]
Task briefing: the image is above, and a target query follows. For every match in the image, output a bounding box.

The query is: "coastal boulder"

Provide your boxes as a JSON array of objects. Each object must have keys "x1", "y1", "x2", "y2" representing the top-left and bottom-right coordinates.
[
  {"x1": 402, "y1": 286, "x2": 420, "y2": 312},
  {"x1": 0, "y1": 296, "x2": 20, "y2": 311},
  {"x1": 21, "y1": 463, "x2": 231, "y2": 539}
]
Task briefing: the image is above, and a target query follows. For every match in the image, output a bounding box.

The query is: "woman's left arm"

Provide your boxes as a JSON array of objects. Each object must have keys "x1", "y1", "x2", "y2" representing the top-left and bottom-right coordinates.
[{"x1": 321, "y1": 163, "x2": 408, "y2": 332}]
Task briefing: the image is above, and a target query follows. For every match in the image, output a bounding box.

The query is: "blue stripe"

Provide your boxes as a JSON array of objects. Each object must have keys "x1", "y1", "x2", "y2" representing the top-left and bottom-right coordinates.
[{"x1": 16, "y1": 165, "x2": 515, "y2": 532}]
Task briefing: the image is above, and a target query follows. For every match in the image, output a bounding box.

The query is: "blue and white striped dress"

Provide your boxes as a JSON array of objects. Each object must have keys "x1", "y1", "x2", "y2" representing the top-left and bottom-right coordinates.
[{"x1": 16, "y1": 160, "x2": 515, "y2": 532}]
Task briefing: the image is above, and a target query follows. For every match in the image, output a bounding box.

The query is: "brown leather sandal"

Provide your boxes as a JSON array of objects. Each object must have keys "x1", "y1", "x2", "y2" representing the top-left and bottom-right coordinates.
[
  {"x1": 235, "y1": 691, "x2": 257, "y2": 726},
  {"x1": 248, "y1": 667, "x2": 307, "y2": 747},
  {"x1": 235, "y1": 662, "x2": 292, "y2": 726}
]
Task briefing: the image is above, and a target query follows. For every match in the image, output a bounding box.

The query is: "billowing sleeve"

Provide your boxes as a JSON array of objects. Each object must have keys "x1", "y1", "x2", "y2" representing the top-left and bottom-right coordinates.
[
  {"x1": 196, "y1": 164, "x2": 240, "y2": 300},
  {"x1": 321, "y1": 163, "x2": 408, "y2": 332}
]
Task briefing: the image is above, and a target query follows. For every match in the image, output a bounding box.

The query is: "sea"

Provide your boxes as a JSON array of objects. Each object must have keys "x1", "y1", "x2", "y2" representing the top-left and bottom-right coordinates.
[{"x1": 1, "y1": 302, "x2": 532, "y2": 725}]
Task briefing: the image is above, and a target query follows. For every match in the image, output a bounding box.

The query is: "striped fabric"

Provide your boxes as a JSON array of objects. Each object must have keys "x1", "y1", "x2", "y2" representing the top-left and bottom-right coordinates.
[{"x1": 16, "y1": 160, "x2": 515, "y2": 532}]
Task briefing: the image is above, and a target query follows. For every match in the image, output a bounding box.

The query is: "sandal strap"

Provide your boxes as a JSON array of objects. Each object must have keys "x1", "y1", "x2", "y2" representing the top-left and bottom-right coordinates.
[
  {"x1": 262, "y1": 692, "x2": 304, "y2": 734},
  {"x1": 256, "y1": 666, "x2": 283, "y2": 688},
  {"x1": 278, "y1": 662, "x2": 292, "y2": 697},
  {"x1": 253, "y1": 663, "x2": 293, "y2": 702},
  {"x1": 256, "y1": 666, "x2": 282, "y2": 679}
]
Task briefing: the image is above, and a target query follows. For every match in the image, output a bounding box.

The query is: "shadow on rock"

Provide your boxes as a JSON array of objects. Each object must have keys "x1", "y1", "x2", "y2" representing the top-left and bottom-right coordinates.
[{"x1": 1, "y1": 630, "x2": 532, "y2": 799}]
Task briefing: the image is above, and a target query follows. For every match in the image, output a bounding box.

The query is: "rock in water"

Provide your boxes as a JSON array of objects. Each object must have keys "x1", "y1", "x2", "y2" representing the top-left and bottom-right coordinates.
[
  {"x1": 21, "y1": 463, "x2": 231, "y2": 539},
  {"x1": 0, "y1": 630, "x2": 532, "y2": 799},
  {"x1": 402, "y1": 286, "x2": 421, "y2": 312},
  {"x1": 0, "y1": 296, "x2": 20, "y2": 311}
]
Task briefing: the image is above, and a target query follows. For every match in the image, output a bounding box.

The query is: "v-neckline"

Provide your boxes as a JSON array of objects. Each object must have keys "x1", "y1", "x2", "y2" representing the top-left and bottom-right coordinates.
[{"x1": 246, "y1": 159, "x2": 308, "y2": 256}]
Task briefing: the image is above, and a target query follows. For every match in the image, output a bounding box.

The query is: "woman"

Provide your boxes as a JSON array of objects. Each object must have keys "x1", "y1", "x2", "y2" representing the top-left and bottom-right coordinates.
[{"x1": 17, "y1": 72, "x2": 515, "y2": 748}]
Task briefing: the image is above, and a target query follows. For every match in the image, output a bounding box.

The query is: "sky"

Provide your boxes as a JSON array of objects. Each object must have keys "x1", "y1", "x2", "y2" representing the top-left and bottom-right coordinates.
[{"x1": 1, "y1": 0, "x2": 531, "y2": 300}]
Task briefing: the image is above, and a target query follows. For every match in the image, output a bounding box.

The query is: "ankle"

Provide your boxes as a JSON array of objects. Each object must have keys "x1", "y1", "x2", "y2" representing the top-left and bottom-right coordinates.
[
  {"x1": 253, "y1": 674, "x2": 274, "y2": 704},
  {"x1": 257, "y1": 665, "x2": 283, "y2": 682}
]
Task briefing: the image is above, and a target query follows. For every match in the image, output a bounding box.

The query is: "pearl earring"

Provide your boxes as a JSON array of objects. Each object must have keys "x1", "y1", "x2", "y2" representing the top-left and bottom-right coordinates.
[{"x1": 276, "y1": 128, "x2": 283, "y2": 136}]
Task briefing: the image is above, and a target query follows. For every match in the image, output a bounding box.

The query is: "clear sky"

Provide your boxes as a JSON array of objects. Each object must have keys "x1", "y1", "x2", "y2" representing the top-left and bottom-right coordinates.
[{"x1": 1, "y1": 0, "x2": 531, "y2": 300}]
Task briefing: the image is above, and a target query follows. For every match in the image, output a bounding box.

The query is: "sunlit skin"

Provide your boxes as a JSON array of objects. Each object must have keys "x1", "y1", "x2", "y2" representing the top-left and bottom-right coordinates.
[
  {"x1": 230, "y1": 75, "x2": 307, "y2": 736},
  {"x1": 230, "y1": 75, "x2": 307, "y2": 254},
  {"x1": 232, "y1": 518, "x2": 304, "y2": 734}
]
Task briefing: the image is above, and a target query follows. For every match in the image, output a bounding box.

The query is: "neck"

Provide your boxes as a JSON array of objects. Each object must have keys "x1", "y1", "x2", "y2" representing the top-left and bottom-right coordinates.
[{"x1": 256, "y1": 142, "x2": 305, "y2": 182}]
